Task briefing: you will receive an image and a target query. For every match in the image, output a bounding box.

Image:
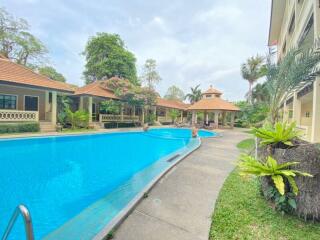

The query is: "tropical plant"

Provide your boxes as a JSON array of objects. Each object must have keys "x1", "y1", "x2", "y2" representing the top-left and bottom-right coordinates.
[
  {"x1": 264, "y1": 185, "x2": 297, "y2": 213},
  {"x1": 252, "y1": 122, "x2": 301, "y2": 147},
  {"x1": 38, "y1": 66, "x2": 66, "y2": 82},
  {"x1": 82, "y1": 33, "x2": 138, "y2": 85},
  {"x1": 66, "y1": 109, "x2": 89, "y2": 129},
  {"x1": 238, "y1": 154, "x2": 312, "y2": 196},
  {"x1": 168, "y1": 109, "x2": 180, "y2": 123},
  {"x1": 0, "y1": 8, "x2": 48, "y2": 65},
  {"x1": 235, "y1": 101, "x2": 268, "y2": 127},
  {"x1": 164, "y1": 85, "x2": 185, "y2": 101},
  {"x1": 140, "y1": 58, "x2": 161, "y2": 89},
  {"x1": 241, "y1": 55, "x2": 266, "y2": 103},
  {"x1": 57, "y1": 96, "x2": 71, "y2": 125},
  {"x1": 185, "y1": 85, "x2": 202, "y2": 104},
  {"x1": 251, "y1": 82, "x2": 270, "y2": 104},
  {"x1": 99, "y1": 99, "x2": 121, "y2": 115},
  {"x1": 265, "y1": 47, "x2": 320, "y2": 123},
  {"x1": 145, "y1": 112, "x2": 156, "y2": 125}
]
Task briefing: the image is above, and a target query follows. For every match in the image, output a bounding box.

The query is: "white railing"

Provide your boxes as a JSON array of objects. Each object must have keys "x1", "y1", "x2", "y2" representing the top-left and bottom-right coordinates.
[
  {"x1": 0, "y1": 110, "x2": 39, "y2": 122},
  {"x1": 157, "y1": 116, "x2": 170, "y2": 122},
  {"x1": 99, "y1": 114, "x2": 140, "y2": 122}
]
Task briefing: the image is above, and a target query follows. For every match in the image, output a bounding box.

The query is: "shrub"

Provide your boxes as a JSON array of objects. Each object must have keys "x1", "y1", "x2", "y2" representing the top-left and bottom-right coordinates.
[
  {"x1": 0, "y1": 122, "x2": 40, "y2": 134},
  {"x1": 252, "y1": 122, "x2": 301, "y2": 147},
  {"x1": 66, "y1": 109, "x2": 89, "y2": 129},
  {"x1": 238, "y1": 154, "x2": 312, "y2": 196},
  {"x1": 145, "y1": 113, "x2": 156, "y2": 125}
]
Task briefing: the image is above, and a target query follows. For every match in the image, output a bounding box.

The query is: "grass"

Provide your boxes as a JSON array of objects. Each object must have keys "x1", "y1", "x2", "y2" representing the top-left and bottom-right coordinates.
[
  {"x1": 236, "y1": 138, "x2": 255, "y2": 153},
  {"x1": 209, "y1": 168, "x2": 320, "y2": 240}
]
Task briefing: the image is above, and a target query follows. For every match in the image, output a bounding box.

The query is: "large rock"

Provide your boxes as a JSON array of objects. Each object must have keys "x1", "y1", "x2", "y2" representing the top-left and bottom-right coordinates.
[{"x1": 258, "y1": 141, "x2": 320, "y2": 221}]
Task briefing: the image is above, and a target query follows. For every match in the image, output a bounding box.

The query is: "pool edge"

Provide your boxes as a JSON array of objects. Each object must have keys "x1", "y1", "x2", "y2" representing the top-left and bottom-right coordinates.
[{"x1": 93, "y1": 137, "x2": 202, "y2": 240}]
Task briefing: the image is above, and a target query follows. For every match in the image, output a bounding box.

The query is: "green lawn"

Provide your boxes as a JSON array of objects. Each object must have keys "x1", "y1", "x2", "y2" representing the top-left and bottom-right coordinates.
[
  {"x1": 209, "y1": 169, "x2": 320, "y2": 240},
  {"x1": 236, "y1": 138, "x2": 255, "y2": 153}
]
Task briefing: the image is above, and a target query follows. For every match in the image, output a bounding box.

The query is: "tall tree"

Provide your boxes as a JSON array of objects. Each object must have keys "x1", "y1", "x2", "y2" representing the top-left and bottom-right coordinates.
[
  {"x1": 0, "y1": 8, "x2": 47, "y2": 65},
  {"x1": 140, "y1": 59, "x2": 161, "y2": 89},
  {"x1": 164, "y1": 85, "x2": 185, "y2": 101},
  {"x1": 241, "y1": 55, "x2": 265, "y2": 103},
  {"x1": 38, "y1": 66, "x2": 66, "y2": 82},
  {"x1": 185, "y1": 85, "x2": 202, "y2": 104},
  {"x1": 251, "y1": 82, "x2": 270, "y2": 104},
  {"x1": 83, "y1": 33, "x2": 138, "y2": 85}
]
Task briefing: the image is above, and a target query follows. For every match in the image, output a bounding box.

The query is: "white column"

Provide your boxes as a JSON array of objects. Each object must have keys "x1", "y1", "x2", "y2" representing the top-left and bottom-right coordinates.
[
  {"x1": 205, "y1": 111, "x2": 209, "y2": 124},
  {"x1": 44, "y1": 91, "x2": 50, "y2": 121},
  {"x1": 230, "y1": 112, "x2": 235, "y2": 128},
  {"x1": 214, "y1": 111, "x2": 219, "y2": 128},
  {"x1": 195, "y1": 112, "x2": 198, "y2": 124},
  {"x1": 293, "y1": 91, "x2": 301, "y2": 125},
  {"x1": 283, "y1": 101, "x2": 288, "y2": 123},
  {"x1": 180, "y1": 111, "x2": 183, "y2": 122},
  {"x1": 311, "y1": 78, "x2": 320, "y2": 142},
  {"x1": 79, "y1": 96, "x2": 84, "y2": 110},
  {"x1": 88, "y1": 96, "x2": 93, "y2": 123},
  {"x1": 191, "y1": 111, "x2": 195, "y2": 125},
  {"x1": 141, "y1": 107, "x2": 145, "y2": 125},
  {"x1": 51, "y1": 91, "x2": 57, "y2": 126}
]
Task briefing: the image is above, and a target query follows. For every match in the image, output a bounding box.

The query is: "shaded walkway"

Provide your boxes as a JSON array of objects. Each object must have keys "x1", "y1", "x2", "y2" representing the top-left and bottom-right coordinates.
[{"x1": 114, "y1": 129, "x2": 249, "y2": 240}]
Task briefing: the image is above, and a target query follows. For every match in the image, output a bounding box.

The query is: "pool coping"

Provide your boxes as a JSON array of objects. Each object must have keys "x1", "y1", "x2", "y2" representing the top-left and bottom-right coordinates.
[{"x1": 93, "y1": 137, "x2": 202, "y2": 240}]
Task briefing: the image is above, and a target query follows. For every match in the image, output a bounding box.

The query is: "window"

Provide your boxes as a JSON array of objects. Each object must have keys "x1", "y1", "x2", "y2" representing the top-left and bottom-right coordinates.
[
  {"x1": 206, "y1": 94, "x2": 212, "y2": 98},
  {"x1": 306, "y1": 112, "x2": 310, "y2": 118},
  {"x1": 0, "y1": 94, "x2": 17, "y2": 110}
]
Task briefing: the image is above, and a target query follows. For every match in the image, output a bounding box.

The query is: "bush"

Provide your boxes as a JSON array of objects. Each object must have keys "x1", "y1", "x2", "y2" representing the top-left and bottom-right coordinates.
[
  {"x1": 0, "y1": 122, "x2": 40, "y2": 134},
  {"x1": 66, "y1": 109, "x2": 89, "y2": 129},
  {"x1": 104, "y1": 122, "x2": 137, "y2": 129},
  {"x1": 235, "y1": 101, "x2": 268, "y2": 127}
]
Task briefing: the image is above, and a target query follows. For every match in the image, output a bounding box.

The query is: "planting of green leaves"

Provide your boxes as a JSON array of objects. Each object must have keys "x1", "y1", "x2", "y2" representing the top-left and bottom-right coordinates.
[
  {"x1": 238, "y1": 154, "x2": 312, "y2": 195},
  {"x1": 252, "y1": 122, "x2": 301, "y2": 146}
]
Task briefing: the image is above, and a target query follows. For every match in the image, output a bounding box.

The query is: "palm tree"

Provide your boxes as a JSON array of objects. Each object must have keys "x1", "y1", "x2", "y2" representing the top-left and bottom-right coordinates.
[
  {"x1": 251, "y1": 82, "x2": 270, "y2": 104},
  {"x1": 241, "y1": 55, "x2": 266, "y2": 103},
  {"x1": 185, "y1": 85, "x2": 202, "y2": 104},
  {"x1": 266, "y1": 47, "x2": 320, "y2": 124}
]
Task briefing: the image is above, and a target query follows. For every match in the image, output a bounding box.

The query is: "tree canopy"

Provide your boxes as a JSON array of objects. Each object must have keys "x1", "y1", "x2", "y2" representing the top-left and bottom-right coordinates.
[
  {"x1": 164, "y1": 85, "x2": 185, "y2": 101},
  {"x1": 0, "y1": 8, "x2": 48, "y2": 65},
  {"x1": 185, "y1": 85, "x2": 202, "y2": 104},
  {"x1": 140, "y1": 58, "x2": 161, "y2": 89},
  {"x1": 83, "y1": 33, "x2": 138, "y2": 85},
  {"x1": 38, "y1": 66, "x2": 66, "y2": 82}
]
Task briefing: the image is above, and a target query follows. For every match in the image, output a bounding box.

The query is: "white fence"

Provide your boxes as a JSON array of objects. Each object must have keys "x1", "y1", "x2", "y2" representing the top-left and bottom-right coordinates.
[
  {"x1": 99, "y1": 114, "x2": 140, "y2": 122},
  {"x1": 0, "y1": 110, "x2": 39, "y2": 122}
]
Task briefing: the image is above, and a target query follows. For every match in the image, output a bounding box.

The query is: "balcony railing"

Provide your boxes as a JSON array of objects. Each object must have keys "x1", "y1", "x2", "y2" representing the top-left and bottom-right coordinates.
[
  {"x1": 99, "y1": 114, "x2": 140, "y2": 122},
  {"x1": 0, "y1": 110, "x2": 39, "y2": 122}
]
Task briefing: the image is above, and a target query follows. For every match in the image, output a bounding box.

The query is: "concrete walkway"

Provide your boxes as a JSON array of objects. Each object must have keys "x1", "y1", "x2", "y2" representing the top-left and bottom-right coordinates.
[{"x1": 114, "y1": 129, "x2": 249, "y2": 240}]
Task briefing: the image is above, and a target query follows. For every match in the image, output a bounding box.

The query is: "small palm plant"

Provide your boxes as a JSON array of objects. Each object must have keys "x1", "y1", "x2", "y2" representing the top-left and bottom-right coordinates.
[
  {"x1": 252, "y1": 122, "x2": 301, "y2": 147},
  {"x1": 238, "y1": 154, "x2": 312, "y2": 195}
]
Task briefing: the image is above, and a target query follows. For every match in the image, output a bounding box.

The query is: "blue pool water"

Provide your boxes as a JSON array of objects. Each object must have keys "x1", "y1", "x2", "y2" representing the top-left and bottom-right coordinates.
[{"x1": 0, "y1": 128, "x2": 214, "y2": 239}]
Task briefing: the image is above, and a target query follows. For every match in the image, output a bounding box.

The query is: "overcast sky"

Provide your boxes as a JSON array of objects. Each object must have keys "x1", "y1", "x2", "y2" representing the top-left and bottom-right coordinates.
[{"x1": 3, "y1": 0, "x2": 271, "y2": 101}]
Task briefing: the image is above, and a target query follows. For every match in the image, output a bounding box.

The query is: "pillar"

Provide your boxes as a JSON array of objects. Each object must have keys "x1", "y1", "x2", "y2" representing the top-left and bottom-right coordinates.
[
  {"x1": 180, "y1": 111, "x2": 183, "y2": 122},
  {"x1": 133, "y1": 106, "x2": 136, "y2": 117},
  {"x1": 214, "y1": 111, "x2": 219, "y2": 128},
  {"x1": 195, "y1": 112, "x2": 198, "y2": 124},
  {"x1": 120, "y1": 103, "x2": 124, "y2": 121},
  {"x1": 205, "y1": 111, "x2": 209, "y2": 125},
  {"x1": 51, "y1": 91, "x2": 57, "y2": 126},
  {"x1": 293, "y1": 91, "x2": 301, "y2": 125},
  {"x1": 88, "y1": 96, "x2": 93, "y2": 123},
  {"x1": 192, "y1": 111, "x2": 196, "y2": 125},
  {"x1": 141, "y1": 107, "x2": 145, "y2": 125},
  {"x1": 311, "y1": 78, "x2": 320, "y2": 142},
  {"x1": 79, "y1": 96, "x2": 84, "y2": 110},
  {"x1": 230, "y1": 112, "x2": 235, "y2": 129},
  {"x1": 222, "y1": 112, "x2": 226, "y2": 126},
  {"x1": 44, "y1": 91, "x2": 50, "y2": 120}
]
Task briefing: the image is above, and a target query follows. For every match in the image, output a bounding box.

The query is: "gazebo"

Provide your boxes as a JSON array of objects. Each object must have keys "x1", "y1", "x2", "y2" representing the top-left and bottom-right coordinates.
[{"x1": 188, "y1": 86, "x2": 239, "y2": 128}]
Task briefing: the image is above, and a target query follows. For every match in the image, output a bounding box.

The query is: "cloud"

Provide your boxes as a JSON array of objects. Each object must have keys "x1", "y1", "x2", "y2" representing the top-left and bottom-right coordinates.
[{"x1": 2, "y1": 0, "x2": 271, "y2": 100}]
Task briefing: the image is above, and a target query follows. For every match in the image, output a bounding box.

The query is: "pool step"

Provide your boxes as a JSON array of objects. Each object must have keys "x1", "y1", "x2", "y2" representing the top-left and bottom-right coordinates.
[{"x1": 40, "y1": 121, "x2": 56, "y2": 132}]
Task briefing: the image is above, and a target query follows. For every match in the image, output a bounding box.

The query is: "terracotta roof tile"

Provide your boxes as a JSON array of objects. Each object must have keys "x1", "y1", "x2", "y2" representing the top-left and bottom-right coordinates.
[
  {"x1": 74, "y1": 81, "x2": 119, "y2": 99},
  {"x1": 188, "y1": 98, "x2": 239, "y2": 111},
  {"x1": 0, "y1": 58, "x2": 75, "y2": 92},
  {"x1": 156, "y1": 98, "x2": 189, "y2": 110}
]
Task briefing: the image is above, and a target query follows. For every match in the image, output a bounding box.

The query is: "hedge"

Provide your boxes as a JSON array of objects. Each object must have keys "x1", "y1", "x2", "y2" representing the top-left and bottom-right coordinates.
[
  {"x1": 0, "y1": 122, "x2": 40, "y2": 134},
  {"x1": 104, "y1": 122, "x2": 139, "y2": 129}
]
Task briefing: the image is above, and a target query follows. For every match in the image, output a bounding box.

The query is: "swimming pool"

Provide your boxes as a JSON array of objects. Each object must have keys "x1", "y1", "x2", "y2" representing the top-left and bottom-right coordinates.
[{"x1": 0, "y1": 128, "x2": 215, "y2": 239}]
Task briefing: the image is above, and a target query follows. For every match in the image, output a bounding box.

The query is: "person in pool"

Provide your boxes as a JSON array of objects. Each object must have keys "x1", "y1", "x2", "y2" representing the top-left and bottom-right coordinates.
[
  {"x1": 192, "y1": 127, "x2": 198, "y2": 138},
  {"x1": 143, "y1": 123, "x2": 149, "y2": 131}
]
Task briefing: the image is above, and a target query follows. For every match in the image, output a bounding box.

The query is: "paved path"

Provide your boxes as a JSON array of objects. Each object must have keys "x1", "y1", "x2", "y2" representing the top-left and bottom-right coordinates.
[{"x1": 114, "y1": 129, "x2": 249, "y2": 240}]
